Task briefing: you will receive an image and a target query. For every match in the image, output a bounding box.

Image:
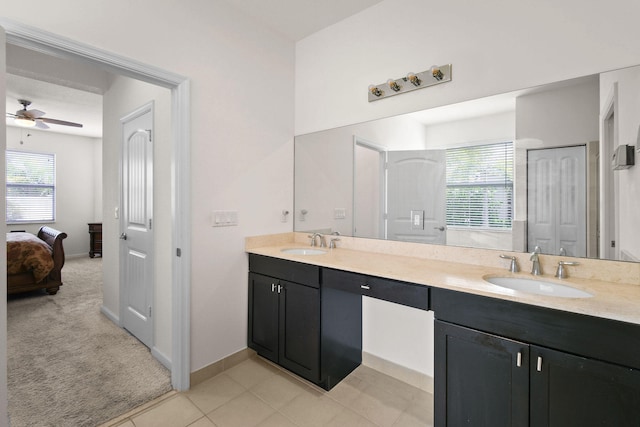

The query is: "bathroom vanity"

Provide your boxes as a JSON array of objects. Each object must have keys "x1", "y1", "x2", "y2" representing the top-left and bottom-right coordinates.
[{"x1": 247, "y1": 236, "x2": 640, "y2": 426}]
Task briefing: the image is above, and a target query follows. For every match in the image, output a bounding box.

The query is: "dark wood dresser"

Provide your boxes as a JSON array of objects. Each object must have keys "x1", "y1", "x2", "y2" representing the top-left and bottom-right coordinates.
[{"x1": 88, "y1": 222, "x2": 102, "y2": 258}]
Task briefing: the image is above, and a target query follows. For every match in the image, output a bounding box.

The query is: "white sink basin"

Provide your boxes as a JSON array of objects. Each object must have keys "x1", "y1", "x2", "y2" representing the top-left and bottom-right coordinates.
[
  {"x1": 485, "y1": 276, "x2": 593, "y2": 298},
  {"x1": 281, "y1": 248, "x2": 327, "y2": 255}
]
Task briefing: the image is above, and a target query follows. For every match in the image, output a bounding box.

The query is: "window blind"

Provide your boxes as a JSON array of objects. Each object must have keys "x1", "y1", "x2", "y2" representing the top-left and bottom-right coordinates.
[
  {"x1": 446, "y1": 142, "x2": 513, "y2": 229},
  {"x1": 6, "y1": 150, "x2": 56, "y2": 223}
]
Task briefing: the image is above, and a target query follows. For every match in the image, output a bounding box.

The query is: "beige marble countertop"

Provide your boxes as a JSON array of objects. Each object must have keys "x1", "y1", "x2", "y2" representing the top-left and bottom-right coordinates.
[{"x1": 246, "y1": 235, "x2": 640, "y2": 326}]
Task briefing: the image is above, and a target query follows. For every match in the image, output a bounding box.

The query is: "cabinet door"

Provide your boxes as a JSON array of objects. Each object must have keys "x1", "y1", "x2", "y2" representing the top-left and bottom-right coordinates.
[
  {"x1": 530, "y1": 346, "x2": 640, "y2": 427},
  {"x1": 435, "y1": 320, "x2": 529, "y2": 427},
  {"x1": 279, "y1": 280, "x2": 320, "y2": 383},
  {"x1": 248, "y1": 273, "x2": 279, "y2": 363}
]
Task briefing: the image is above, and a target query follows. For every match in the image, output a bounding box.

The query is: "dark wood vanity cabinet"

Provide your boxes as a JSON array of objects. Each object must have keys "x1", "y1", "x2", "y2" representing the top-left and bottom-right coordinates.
[
  {"x1": 530, "y1": 345, "x2": 640, "y2": 427},
  {"x1": 248, "y1": 255, "x2": 321, "y2": 384},
  {"x1": 433, "y1": 287, "x2": 640, "y2": 427},
  {"x1": 249, "y1": 255, "x2": 431, "y2": 390},
  {"x1": 435, "y1": 321, "x2": 529, "y2": 426}
]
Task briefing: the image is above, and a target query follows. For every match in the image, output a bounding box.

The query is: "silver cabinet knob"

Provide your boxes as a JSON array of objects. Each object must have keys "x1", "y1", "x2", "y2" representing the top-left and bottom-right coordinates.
[{"x1": 120, "y1": 233, "x2": 127, "y2": 240}]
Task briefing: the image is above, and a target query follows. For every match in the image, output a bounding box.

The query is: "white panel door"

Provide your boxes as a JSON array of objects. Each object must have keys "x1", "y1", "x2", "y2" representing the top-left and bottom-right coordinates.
[
  {"x1": 528, "y1": 146, "x2": 586, "y2": 257},
  {"x1": 120, "y1": 103, "x2": 154, "y2": 348},
  {"x1": 387, "y1": 150, "x2": 446, "y2": 244}
]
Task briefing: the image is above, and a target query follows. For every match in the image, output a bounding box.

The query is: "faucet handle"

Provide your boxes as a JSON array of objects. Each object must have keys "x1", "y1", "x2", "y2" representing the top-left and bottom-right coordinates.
[
  {"x1": 555, "y1": 261, "x2": 579, "y2": 279},
  {"x1": 499, "y1": 255, "x2": 519, "y2": 273},
  {"x1": 329, "y1": 238, "x2": 341, "y2": 249}
]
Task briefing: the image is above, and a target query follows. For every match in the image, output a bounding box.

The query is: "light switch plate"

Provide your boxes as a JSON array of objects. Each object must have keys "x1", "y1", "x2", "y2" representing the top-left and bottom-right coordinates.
[
  {"x1": 410, "y1": 210, "x2": 424, "y2": 230},
  {"x1": 212, "y1": 210, "x2": 238, "y2": 227},
  {"x1": 334, "y1": 208, "x2": 346, "y2": 219}
]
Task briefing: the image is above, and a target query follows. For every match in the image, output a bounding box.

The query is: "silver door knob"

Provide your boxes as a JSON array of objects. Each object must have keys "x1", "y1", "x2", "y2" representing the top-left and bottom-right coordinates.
[
  {"x1": 434, "y1": 226, "x2": 445, "y2": 231},
  {"x1": 120, "y1": 233, "x2": 127, "y2": 240}
]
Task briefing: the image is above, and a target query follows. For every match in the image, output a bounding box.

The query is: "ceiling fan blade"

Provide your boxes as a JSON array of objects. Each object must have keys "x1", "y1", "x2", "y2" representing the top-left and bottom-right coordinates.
[
  {"x1": 35, "y1": 121, "x2": 50, "y2": 130},
  {"x1": 39, "y1": 117, "x2": 83, "y2": 128},
  {"x1": 6, "y1": 112, "x2": 18, "y2": 118},
  {"x1": 26, "y1": 109, "x2": 46, "y2": 119}
]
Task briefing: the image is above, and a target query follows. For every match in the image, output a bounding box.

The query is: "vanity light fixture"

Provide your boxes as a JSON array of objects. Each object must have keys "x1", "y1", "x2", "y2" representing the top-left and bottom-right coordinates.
[
  {"x1": 368, "y1": 84, "x2": 383, "y2": 98},
  {"x1": 431, "y1": 65, "x2": 444, "y2": 81},
  {"x1": 387, "y1": 79, "x2": 402, "y2": 92},
  {"x1": 407, "y1": 72, "x2": 422, "y2": 86},
  {"x1": 368, "y1": 63, "x2": 452, "y2": 102}
]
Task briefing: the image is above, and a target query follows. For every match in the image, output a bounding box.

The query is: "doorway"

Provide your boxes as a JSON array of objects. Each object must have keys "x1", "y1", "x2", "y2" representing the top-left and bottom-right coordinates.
[
  {"x1": 601, "y1": 85, "x2": 618, "y2": 260},
  {"x1": 1, "y1": 20, "x2": 191, "y2": 390},
  {"x1": 353, "y1": 137, "x2": 386, "y2": 239}
]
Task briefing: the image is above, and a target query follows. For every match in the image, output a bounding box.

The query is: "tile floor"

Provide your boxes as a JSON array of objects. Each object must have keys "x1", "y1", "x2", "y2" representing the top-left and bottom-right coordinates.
[{"x1": 100, "y1": 356, "x2": 434, "y2": 427}]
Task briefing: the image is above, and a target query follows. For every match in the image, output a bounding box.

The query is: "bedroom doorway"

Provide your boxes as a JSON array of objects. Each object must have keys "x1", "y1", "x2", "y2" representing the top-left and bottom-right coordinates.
[{"x1": 0, "y1": 19, "x2": 191, "y2": 395}]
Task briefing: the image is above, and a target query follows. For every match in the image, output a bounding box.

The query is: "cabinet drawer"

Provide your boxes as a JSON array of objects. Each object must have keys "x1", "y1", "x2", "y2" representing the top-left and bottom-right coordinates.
[
  {"x1": 323, "y1": 268, "x2": 429, "y2": 310},
  {"x1": 249, "y1": 254, "x2": 320, "y2": 288}
]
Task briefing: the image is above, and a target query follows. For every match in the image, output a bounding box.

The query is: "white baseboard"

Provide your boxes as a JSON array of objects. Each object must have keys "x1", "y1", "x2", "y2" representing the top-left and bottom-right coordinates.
[
  {"x1": 362, "y1": 351, "x2": 433, "y2": 394},
  {"x1": 152, "y1": 347, "x2": 172, "y2": 370},
  {"x1": 100, "y1": 305, "x2": 120, "y2": 326},
  {"x1": 101, "y1": 304, "x2": 172, "y2": 370},
  {"x1": 66, "y1": 253, "x2": 96, "y2": 259}
]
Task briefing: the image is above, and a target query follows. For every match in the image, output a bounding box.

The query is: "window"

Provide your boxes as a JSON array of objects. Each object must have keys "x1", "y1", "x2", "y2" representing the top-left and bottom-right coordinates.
[
  {"x1": 6, "y1": 150, "x2": 56, "y2": 223},
  {"x1": 446, "y1": 142, "x2": 513, "y2": 229}
]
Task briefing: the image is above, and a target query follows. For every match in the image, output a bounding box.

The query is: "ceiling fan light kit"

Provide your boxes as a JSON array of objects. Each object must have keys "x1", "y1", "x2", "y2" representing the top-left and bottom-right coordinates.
[
  {"x1": 14, "y1": 117, "x2": 36, "y2": 127},
  {"x1": 6, "y1": 99, "x2": 83, "y2": 130}
]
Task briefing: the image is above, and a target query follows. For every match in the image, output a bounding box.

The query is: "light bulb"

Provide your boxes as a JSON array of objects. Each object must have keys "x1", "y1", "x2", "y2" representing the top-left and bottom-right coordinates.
[
  {"x1": 387, "y1": 79, "x2": 401, "y2": 92},
  {"x1": 406, "y1": 72, "x2": 421, "y2": 87},
  {"x1": 368, "y1": 85, "x2": 383, "y2": 97}
]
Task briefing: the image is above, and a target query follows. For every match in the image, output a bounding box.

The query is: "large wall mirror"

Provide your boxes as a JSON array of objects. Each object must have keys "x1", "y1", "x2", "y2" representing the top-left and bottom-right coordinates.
[{"x1": 294, "y1": 65, "x2": 640, "y2": 262}]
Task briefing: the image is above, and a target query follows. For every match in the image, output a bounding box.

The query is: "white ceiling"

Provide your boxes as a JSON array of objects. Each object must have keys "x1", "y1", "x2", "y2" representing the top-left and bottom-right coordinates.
[
  {"x1": 4, "y1": 1, "x2": 384, "y2": 139},
  {"x1": 220, "y1": 0, "x2": 384, "y2": 41}
]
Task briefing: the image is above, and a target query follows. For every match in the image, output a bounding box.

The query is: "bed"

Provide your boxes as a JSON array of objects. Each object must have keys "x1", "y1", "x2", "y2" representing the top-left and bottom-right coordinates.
[{"x1": 7, "y1": 226, "x2": 68, "y2": 295}]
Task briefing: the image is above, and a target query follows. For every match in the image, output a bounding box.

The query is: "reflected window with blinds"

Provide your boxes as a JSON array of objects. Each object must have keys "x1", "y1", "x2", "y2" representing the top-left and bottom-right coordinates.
[
  {"x1": 6, "y1": 150, "x2": 56, "y2": 223},
  {"x1": 446, "y1": 142, "x2": 513, "y2": 229}
]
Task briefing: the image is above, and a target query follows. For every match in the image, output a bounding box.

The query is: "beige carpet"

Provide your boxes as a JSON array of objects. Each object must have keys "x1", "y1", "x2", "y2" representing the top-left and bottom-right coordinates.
[{"x1": 7, "y1": 257, "x2": 172, "y2": 427}]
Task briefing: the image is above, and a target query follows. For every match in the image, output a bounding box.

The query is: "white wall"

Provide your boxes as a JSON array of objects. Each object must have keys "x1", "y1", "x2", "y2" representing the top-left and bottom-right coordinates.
[
  {"x1": 296, "y1": 0, "x2": 640, "y2": 135},
  {"x1": 295, "y1": 0, "x2": 640, "y2": 380},
  {"x1": 2, "y1": 0, "x2": 295, "y2": 379},
  {"x1": 6, "y1": 126, "x2": 102, "y2": 256},
  {"x1": 600, "y1": 66, "x2": 640, "y2": 261},
  {"x1": 102, "y1": 75, "x2": 173, "y2": 363}
]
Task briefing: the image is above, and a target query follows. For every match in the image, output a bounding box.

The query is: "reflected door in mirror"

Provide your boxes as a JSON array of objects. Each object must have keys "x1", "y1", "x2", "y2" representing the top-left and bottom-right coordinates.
[
  {"x1": 387, "y1": 150, "x2": 446, "y2": 244},
  {"x1": 527, "y1": 146, "x2": 587, "y2": 257}
]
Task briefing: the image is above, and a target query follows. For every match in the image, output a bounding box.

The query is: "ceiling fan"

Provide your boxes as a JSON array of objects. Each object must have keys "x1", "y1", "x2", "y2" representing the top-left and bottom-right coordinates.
[{"x1": 6, "y1": 99, "x2": 83, "y2": 129}]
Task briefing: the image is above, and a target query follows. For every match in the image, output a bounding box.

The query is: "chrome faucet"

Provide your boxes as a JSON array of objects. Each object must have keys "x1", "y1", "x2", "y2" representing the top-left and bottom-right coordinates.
[
  {"x1": 555, "y1": 260, "x2": 579, "y2": 279},
  {"x1": 530, "y1": 246, "x2": 542, "y2": 276},
  {"x1": 499, "y1": 254, "x2": 519, "y2": 273},
  {"x1": 308, "y1": 233, "x2": 326, "y2": 247}
]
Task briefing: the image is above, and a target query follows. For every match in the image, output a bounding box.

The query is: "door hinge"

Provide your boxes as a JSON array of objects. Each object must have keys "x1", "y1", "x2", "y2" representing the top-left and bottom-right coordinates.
[
  {"x1": 148, "y1": 306, "x2": 152, "y2": 317},
  {"x1": 149, "y1": 218, "x2": 153, "y2": 229},
  {"x1": 176, "y1": 248, "x2": 182, "y2": 257},
  {"x1": 146, "y1": 129, "x2": 152, "y2": 142}
]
